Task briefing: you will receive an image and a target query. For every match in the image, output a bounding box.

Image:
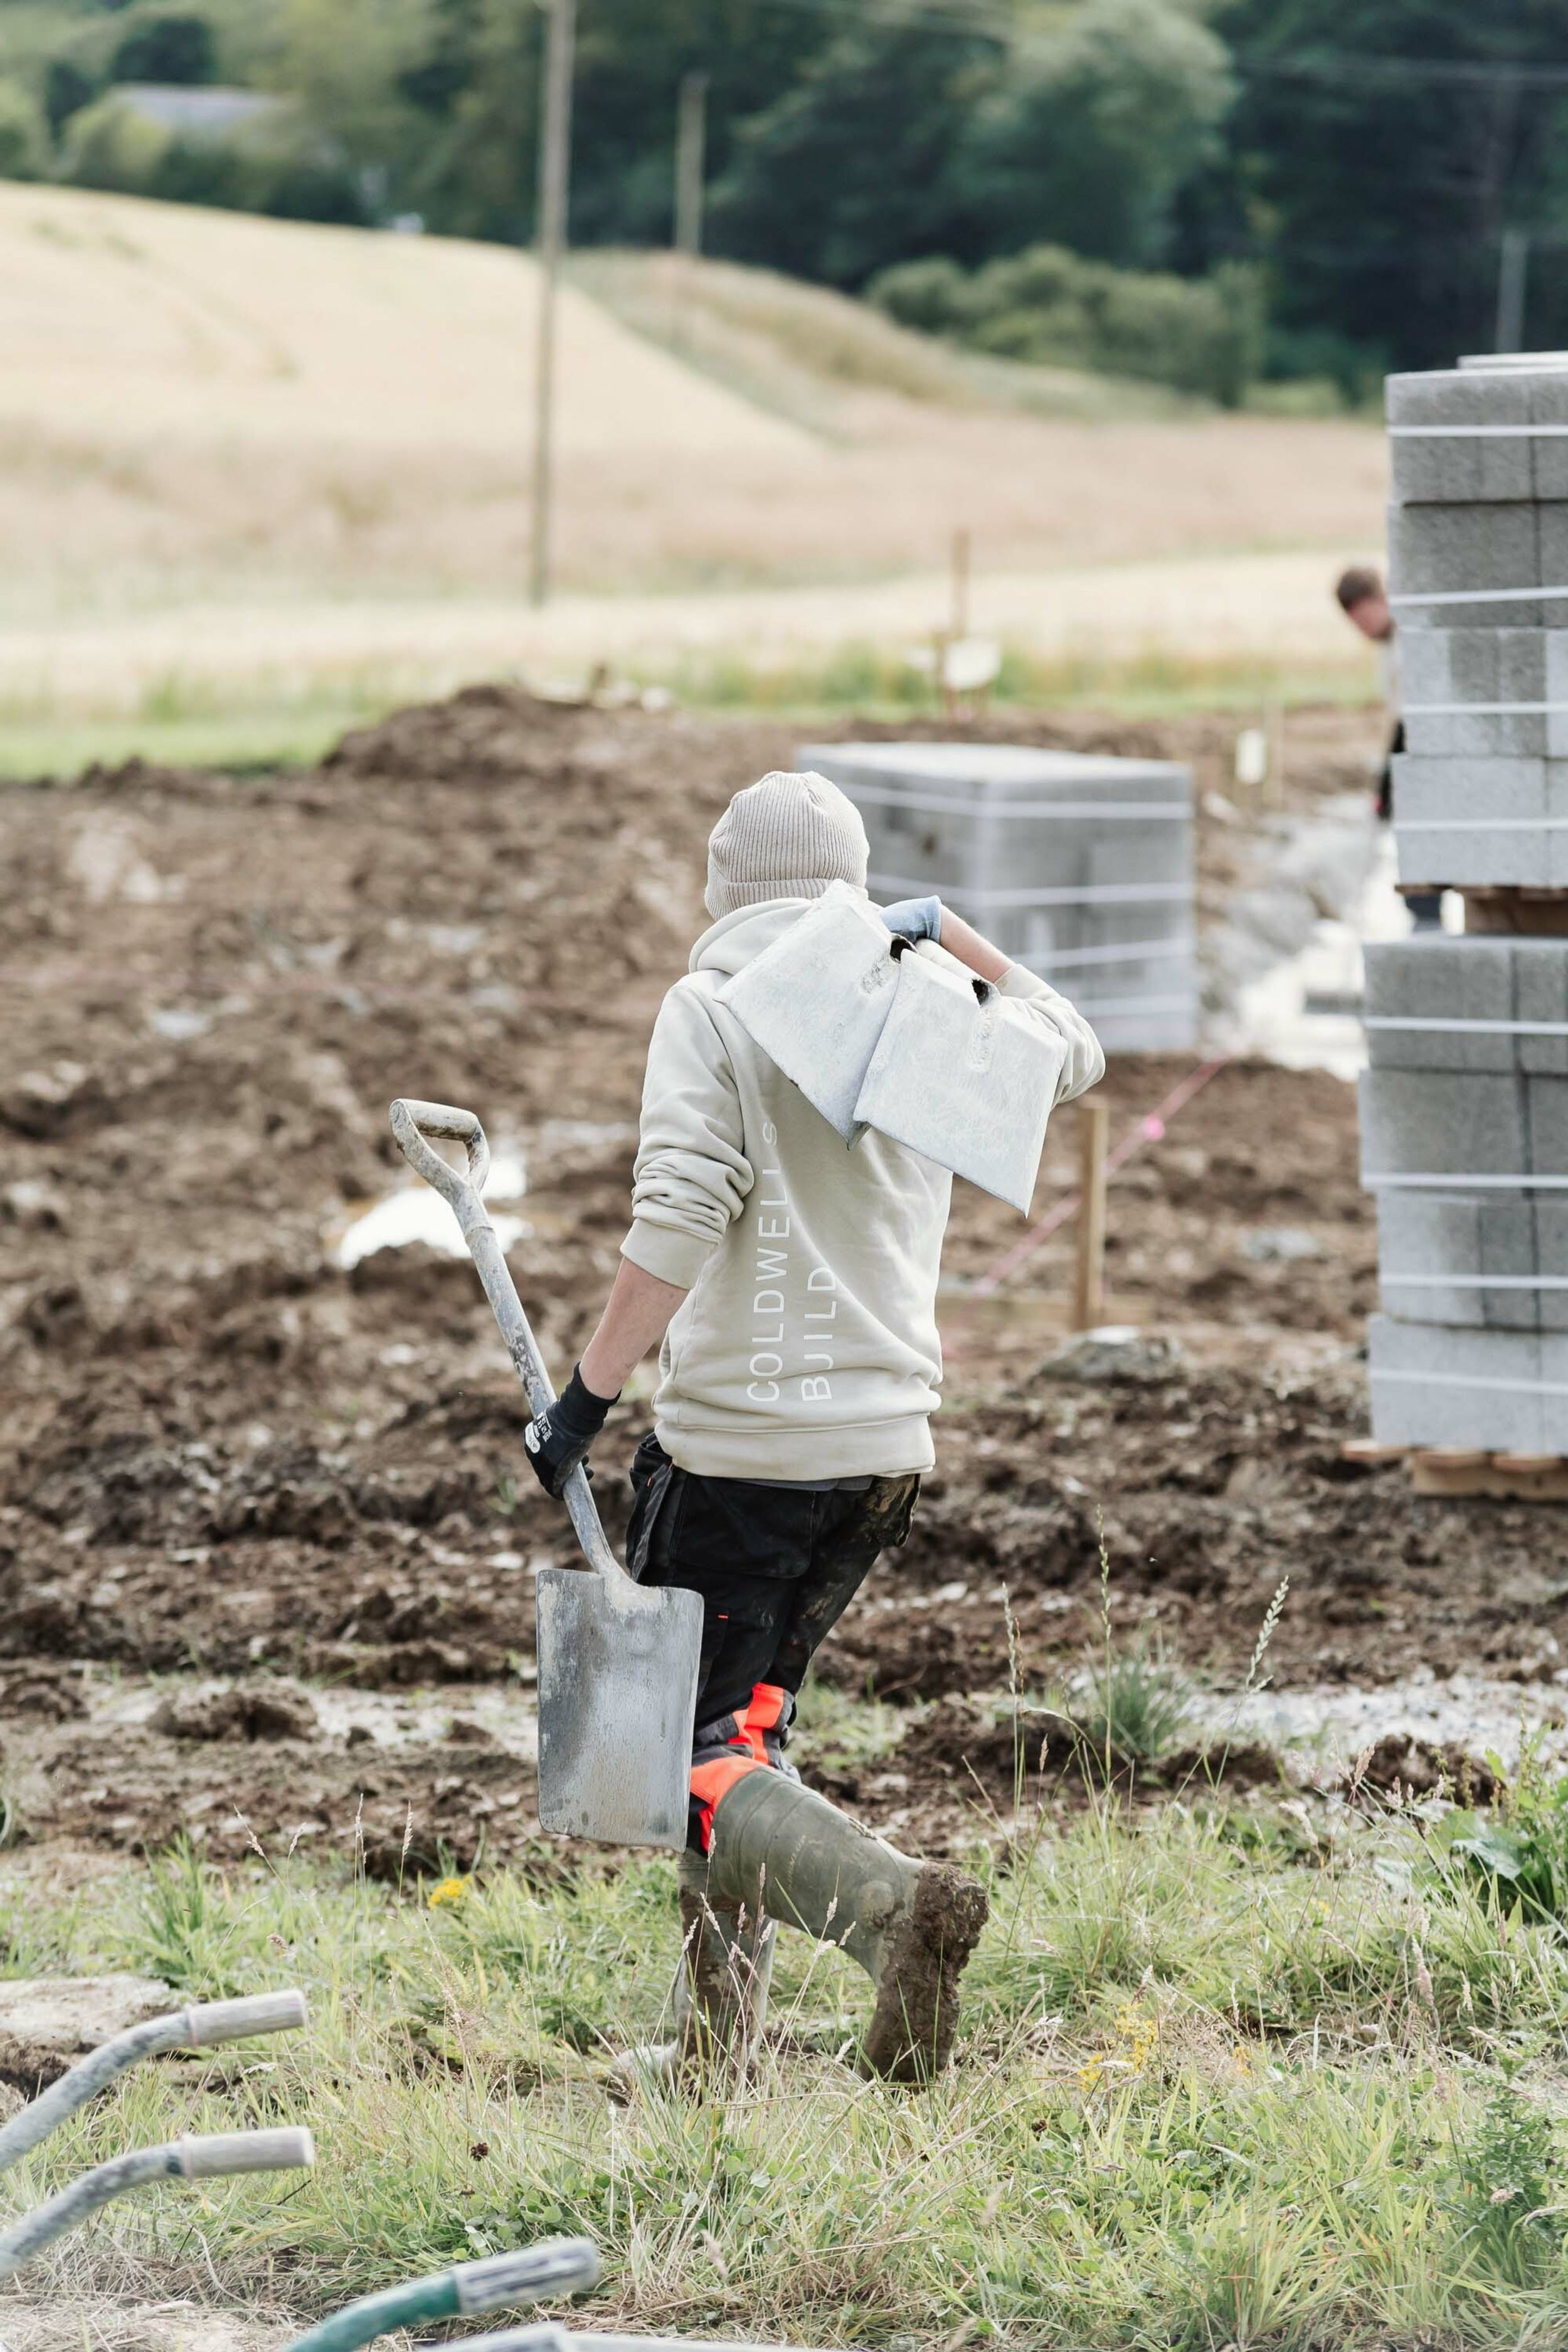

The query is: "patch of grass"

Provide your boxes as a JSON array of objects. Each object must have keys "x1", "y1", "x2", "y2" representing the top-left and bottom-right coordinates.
[
  {"x1": 790, "y1": 1675, "x2": 914, "y2": 1776},
  {"x1": 1065, "y1": 1643, "x2": 1196, "y2": 1771},
  {"x1": 11, "y1": 1786, "x2": 1568, "y2": 2341},
  {"x1": 0, "y1": 704, "x2": 379, "y2": 781},
  {"x1": 632, "y1": 640, "x2": 1375, "y2": 723}
]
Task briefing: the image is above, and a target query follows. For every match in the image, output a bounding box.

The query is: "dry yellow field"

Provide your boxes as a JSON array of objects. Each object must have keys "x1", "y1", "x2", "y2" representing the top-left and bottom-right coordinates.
[{"x1": 0, "y1": 184, "x2": 1389, "y2": 753}]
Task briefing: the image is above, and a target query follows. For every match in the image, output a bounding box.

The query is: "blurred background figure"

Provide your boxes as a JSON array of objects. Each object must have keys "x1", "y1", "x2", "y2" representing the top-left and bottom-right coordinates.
[{"x1": 1336, "y1": 561, "x2": 1440, "y2": 931}]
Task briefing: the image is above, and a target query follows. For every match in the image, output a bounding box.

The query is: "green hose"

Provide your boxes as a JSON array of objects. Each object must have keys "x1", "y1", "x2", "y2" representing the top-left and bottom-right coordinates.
[{"x1": 282, "y1": 2240, "x2": 599, "y2": 2352}]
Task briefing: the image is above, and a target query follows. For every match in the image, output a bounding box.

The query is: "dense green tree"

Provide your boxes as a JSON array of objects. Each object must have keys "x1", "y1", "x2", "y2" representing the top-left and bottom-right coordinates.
[
  {"x1": 707, "y1": 0, "x2": 1235, "y2": 287},
  {"x1": 1220, "y1": 0, "x2": 1568, "y2": 369},
  {"x1": 400, "y1": 0, "x2": 834, "y2": 246},
  {"x1": 44, "y1": 55, "x2": 95, "y2": 133},
  {"x1": 110, "y1": 12, "x2": 215, "y2": 84},
  {"x1": 0, "y1": 73, "x2": 49, "y2": 174},
  {"x1": 960, "y1": 0, "x2": 1236, "y2": 268},
  {"x1": 258, "y1": 0, "x2": 433, "y2": 194},
  {"x1": 708, "y1": 20, "x2": 998, "y2": 285}
]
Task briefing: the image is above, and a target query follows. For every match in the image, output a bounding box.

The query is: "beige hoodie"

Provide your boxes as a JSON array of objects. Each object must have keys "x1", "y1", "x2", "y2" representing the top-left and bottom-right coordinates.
[{"x1": 622, "y1": 899, "x2": 1104, "y2": 1480}]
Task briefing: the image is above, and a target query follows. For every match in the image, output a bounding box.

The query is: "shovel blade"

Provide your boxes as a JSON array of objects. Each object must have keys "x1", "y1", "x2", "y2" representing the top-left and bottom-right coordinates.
[{"x1": 536, "y1": 1569, "x2": 703, "y2": 1848}]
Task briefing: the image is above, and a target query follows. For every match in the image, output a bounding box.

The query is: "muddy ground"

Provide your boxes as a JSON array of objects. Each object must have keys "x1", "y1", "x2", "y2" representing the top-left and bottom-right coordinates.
[{"x1": 3, "y1": 689, "x2": 1566, "y2": 1878}]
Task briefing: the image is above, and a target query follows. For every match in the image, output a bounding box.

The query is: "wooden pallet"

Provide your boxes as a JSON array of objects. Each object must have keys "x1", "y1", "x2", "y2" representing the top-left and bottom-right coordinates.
[
  {"x1": 1343, "y1": 1438, "x2": 1568, "y2": 1500},
  {"x1": 1394, "y1": 883, "x2": 1568, "y2": 936}
]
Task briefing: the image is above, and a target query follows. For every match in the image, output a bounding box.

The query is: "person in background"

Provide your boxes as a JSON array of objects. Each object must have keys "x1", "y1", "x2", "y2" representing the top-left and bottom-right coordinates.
[{"x1": 1335, "y1": 563, "x2": 1442, "y2": 931}]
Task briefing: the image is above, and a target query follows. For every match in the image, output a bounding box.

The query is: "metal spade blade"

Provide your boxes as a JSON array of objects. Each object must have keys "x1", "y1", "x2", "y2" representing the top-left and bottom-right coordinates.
[
  {"x1": 536, "y1": 1568, "x2": 702, "y2": 1845},
  {"x1": 388, "y1": 1099, "x2": 701, "y2": 1850}
]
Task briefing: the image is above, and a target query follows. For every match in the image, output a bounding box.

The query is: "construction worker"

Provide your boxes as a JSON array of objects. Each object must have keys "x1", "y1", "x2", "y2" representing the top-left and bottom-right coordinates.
[
  {"x1": 1335, "y1": 561, "x2": 1442, "y2": 931},
  {"x1": 524, "y1": 770, "x2": 1104, "y2": 2082}
]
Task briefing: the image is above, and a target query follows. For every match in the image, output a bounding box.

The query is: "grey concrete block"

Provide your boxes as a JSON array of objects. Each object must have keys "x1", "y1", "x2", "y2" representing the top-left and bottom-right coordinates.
[
  {"x1": 1391, "y1": 754, "x2": 1548, "y2": 888},
  {"x1": 1534, "y1": 504, "x2": 1568, "y2": 621},
  {"x1": 1387, "y1": 368, "x2": 1535, "y2": 503},
  {"x1": 1391, "y1": 753, "x2": 1547, "y2": 817},
  {"x1": 1537, "y1": 1203, "x2": 1568, "y2": 1333},
  {"x1": 1527, "y1": 1074, "x2": 1568, "y2": 1175},
  {"x1": 1376, "y1": 1189, "x2": 1540, "y2": 1331},
  {"x1": 1364, "y1": 936, "x2": 1514, "y2": 1071},
  {"x1": 1548, "y1": 635, "x2": 1568, "y2": 760},
  {"x1": 1532, "y1": 371, "x2": 1568, "y2": 502},
  {"x1": 1377, "y1": 1191, "x2": 1486, "y2": 1325},
  {"x1": 1542, "y1": 1335, "x2": 1568, "y2": 1451},
  {"x1": 1387, "y1": 501, "x2": 1542, "y2": 627},
  {"x1": 1401, "y1": 628, "x2": 1560, "y2": 758},
  {"x1": 1394, "y1": 829, "x2": 1536, "y2": 891},
  {"x1": 1516, "y1": 942, "x2": 1568, "y2": 1076},
  {"x1": 1359, "y1": 1069, "x2": 1527, "y2": 1179},
  {"x1": 1368, "y1": 1313, "x2": 1545, "y2": 1451},
  {"x1": 1480, "y1": 1199, "x2": 1544, "y2": 1330}
]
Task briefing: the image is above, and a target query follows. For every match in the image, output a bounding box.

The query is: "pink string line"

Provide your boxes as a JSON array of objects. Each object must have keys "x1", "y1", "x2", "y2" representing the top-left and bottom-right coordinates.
[{"x1": 969, "y1": 1056, "x2": 1232, "y2": 1299}]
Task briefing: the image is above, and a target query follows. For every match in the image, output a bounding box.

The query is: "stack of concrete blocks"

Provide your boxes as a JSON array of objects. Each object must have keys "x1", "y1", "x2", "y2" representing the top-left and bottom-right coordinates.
[
  {"x1": 1387, "y1": 353, "x2": 1568, "y2": 888},
  {"x1": 1367, "y1": 356, "x2": 1568, "y2": 1451},
  {"x1": 796, "y1": 741, "x2": 1197, "y2": 1052}
]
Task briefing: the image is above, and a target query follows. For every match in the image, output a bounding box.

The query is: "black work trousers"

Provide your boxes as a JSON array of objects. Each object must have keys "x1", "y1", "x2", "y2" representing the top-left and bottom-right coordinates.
[{"x1": 624, "y1": 1433, "x2": 920, "y2": 1729}]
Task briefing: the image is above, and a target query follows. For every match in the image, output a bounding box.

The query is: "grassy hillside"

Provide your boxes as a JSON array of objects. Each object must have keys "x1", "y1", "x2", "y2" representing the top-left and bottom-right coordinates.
[
  {"x1": 568, "y1": 248, "x2": 1203, "y2": 432},
  {"x1": 0, "y1": 186, "x2": 1387, "y2": 770}
]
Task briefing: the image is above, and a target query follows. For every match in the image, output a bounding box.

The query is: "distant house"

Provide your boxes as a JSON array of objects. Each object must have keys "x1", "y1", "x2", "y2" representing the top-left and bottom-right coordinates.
[{"x1": 111, "y1": 85, "x2": 286, "y2": 141}]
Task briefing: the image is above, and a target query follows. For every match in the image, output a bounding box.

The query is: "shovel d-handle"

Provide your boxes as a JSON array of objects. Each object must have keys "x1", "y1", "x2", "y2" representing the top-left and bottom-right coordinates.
[{"x1": 388, "y1": 1098, "x2": 636, "y2": 1595}]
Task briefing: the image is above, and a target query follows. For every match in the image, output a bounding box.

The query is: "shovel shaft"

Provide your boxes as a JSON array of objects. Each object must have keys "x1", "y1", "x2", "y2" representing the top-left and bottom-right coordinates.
[{"x1": 388, "y1": 1099, "x2": 631, "y2": 1590}]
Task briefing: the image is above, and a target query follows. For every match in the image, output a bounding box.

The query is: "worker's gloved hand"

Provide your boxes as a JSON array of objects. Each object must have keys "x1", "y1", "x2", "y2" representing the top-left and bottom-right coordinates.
[
  {"x1": 524, "y1": 1364, "x2": 618, "y2": 1498},
  {"x1": 879, "y1": 894, "x2": 943, "y2": 945}
]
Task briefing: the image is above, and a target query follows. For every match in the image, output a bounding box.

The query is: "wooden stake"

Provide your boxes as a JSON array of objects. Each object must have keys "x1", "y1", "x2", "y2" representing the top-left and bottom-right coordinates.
[
  {"x1": 1071, "y1": 1098, "x2": 1110, "y2": 1331},
  {"x1": 1264, "y1": 694, "x2": 1285, "y2": 808}
]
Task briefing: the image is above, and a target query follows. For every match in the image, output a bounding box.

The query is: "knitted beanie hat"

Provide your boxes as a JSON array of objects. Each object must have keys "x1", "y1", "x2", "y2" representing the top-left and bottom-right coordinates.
[{"x1": 704, "y1": 770, "x2": 870, "y2": 919}]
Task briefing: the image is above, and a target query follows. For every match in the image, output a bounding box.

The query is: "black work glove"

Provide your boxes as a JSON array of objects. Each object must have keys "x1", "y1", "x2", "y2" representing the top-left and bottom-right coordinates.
[{"x1": 524, "y1": 1364, "x2": 617, "y2": 1498}]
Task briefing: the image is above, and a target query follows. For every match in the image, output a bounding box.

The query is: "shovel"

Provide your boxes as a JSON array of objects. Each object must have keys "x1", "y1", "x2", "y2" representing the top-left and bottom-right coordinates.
[{"x1": 388, "y1": 1099, "x2": 702, "y2": 1849}]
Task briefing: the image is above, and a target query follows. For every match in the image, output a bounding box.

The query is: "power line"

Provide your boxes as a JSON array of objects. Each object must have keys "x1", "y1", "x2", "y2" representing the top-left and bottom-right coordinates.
[{"x1": 1238, "y1": 51, "x2": 1568, "y2": 92}]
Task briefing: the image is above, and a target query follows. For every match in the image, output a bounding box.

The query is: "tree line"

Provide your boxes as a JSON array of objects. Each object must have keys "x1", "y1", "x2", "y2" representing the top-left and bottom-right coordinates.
[{"x1": 2, "y1": 0, "x2": 1567, "y2": 395}]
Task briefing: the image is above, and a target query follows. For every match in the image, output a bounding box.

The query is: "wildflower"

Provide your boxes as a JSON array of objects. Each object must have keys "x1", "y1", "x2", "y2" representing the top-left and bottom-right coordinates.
[
  {"x1": 1113, "y1": 2002, "x2": 1159, "y2": 2074},
  {"x1": 428, "y1": 1873, "x2": 472, "y2": 1909}
]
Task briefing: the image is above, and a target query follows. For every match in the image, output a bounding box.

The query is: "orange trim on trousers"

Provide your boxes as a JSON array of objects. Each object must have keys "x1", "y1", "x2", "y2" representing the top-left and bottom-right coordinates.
[{"x1": 689, "y1": 1751, "x2": 765, "y2": 1852}]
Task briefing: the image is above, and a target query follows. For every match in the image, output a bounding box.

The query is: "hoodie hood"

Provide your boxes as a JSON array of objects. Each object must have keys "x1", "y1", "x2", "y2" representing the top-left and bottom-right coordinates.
[{"x1": 689, "y1": 896, "x2": 825, "y2": 979}]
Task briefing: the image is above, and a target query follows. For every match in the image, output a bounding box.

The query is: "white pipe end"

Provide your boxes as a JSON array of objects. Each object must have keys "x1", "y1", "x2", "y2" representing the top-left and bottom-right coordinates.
[
  {"x1": 177, "y1": 2128, "x2": 315, "y2": 2179},
  {"x1": 184, "y1": 1991, "x2": 309, "y2": 2046}
]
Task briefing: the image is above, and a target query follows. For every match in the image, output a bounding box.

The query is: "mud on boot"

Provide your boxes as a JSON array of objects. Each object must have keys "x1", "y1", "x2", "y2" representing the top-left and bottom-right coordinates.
[{"x1": 705, "y1": 1768, "x2": 987, "y2": 2084}]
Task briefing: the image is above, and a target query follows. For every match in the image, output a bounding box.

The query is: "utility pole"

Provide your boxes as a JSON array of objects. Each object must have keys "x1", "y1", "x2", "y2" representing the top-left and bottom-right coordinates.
[
  {"x1": 671, "y1": 69, "x2": 709, "y2": 349},
  {"x1": 675, "y1": 71, "x2": 709, "y2": 260},
  {"x1": 1495, "y1": 226, "x2": 1529, "y2": 355},
  {"x1": 529, "y1": 0, "x2": 576, "y2": 608}
]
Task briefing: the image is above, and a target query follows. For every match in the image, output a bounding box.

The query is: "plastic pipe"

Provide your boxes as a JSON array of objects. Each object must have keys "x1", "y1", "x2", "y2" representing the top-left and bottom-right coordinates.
[
  {"x1": 0, "y1": 1991, "x2": 309, "y2": 2175},
  {"x1": 0, "y1": 2128, "x2": 314, "y2": 2279},
  {"x1": 281, "y1": 2238, "x2": 600, "y2": 2352}
]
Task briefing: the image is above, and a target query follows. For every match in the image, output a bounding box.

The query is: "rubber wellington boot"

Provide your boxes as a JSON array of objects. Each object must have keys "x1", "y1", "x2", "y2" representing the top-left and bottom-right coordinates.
[
  {"x1": 673, "y1": 1848, "x2": 777, "y2": 2067},
  {"x1": 705, "y1": 1769, "x2": 987, "y2": 2083},
  {"x1": 609, "y1": 1852, "x2": 775, "y2": 2097}
]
